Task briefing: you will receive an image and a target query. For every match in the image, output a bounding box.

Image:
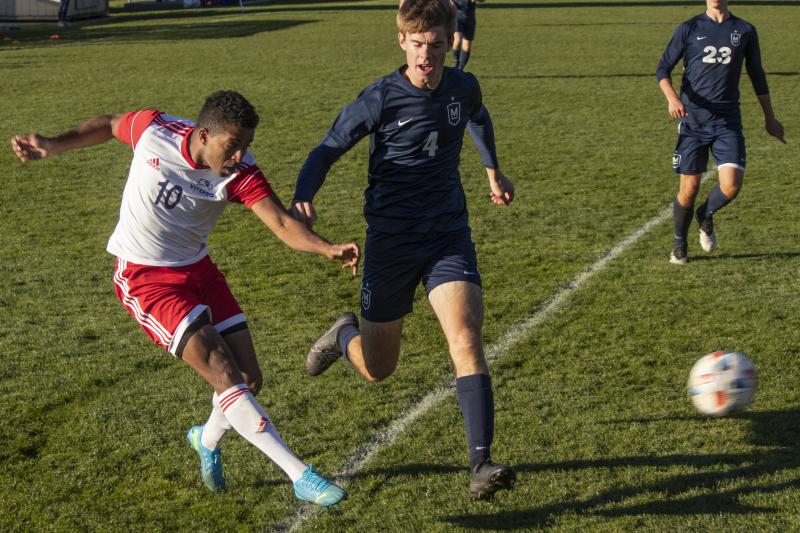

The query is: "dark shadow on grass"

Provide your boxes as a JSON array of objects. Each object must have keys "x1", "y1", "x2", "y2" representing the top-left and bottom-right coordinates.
[
  {"x1": 93, "y1": 0, "x2": 800, "y2": 22},
  {"x1": 690, "y1": 251, "x2": 800, "y2": 263},
  {"x1": 432, "y1": 409, "x2": 800, "y2": 529},
  {"x1": 1, "y1": 19, "x2": 313, "y2": 48},
  {"x1": 482, "y1": 71, "x2": 799, "y2": 80},
  {"x1": 482, "y1": 1, "x2": 800, "y2": 7}
]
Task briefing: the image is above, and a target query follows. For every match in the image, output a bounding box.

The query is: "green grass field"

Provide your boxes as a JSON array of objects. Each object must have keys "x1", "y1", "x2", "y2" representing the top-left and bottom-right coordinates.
[{"x1": 2, "y1": 0, "x2": 800, "y2": 530}]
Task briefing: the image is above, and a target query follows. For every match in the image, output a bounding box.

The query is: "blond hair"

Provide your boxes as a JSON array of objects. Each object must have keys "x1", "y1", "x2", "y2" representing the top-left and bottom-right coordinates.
[{"x1": 397, "y1": 0, "x2": 456, "y2": 36}]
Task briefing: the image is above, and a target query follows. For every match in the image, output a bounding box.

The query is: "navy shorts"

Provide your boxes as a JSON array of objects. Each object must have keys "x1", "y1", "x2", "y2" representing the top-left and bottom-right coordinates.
[
  {"x1": 360, "y1": 228, "x2": 481, "y2": 322},
  {"x1": 457, "y1": 12, "x2": 476, "y2": 40},
  {"x1": 672, "y1": 123, "x2": 746, "y2": 175}
]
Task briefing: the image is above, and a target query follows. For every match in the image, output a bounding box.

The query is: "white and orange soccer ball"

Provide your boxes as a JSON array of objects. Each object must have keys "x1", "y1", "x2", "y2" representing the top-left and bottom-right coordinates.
[{"x1": 687, "y1": 350, "x2": 758, "y2": 417}]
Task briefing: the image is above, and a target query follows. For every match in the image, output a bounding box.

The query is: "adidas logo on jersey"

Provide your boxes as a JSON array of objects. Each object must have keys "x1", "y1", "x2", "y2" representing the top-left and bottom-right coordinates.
[{"x1": 146, "y1": 157, "x2": 160, "y2": 170}]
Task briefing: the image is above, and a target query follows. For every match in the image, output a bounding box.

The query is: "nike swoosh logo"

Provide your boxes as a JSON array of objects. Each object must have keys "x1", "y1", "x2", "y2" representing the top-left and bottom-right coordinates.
[
  {"x1": 696, "y1": 36, "x2": 707, "y2": 40},
  {"x1": 398, "y1": 118, "x2": 415, "y2": 126}
]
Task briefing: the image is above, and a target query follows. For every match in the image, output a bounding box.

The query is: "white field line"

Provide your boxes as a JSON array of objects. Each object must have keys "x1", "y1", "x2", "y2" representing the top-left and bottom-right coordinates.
[{"x1": 273, "y1": 173, "x2": 713, "y2": 532}]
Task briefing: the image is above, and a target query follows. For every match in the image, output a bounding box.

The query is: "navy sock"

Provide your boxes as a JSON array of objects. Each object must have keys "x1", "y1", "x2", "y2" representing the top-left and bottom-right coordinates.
[
  {"x1": 337, "y1": 324, "x2": 359, "y2": 362},
  {"x1": 456, "y1": 373, "x2": 494, "y2": 470},
  {"x1": 704, "y1": 184, "x2": 733, "y2": 217},
  {"x1": 458, "y1": 50, "x2": 470, "y2": 69},
  {"x1": 672, "y1": 197, "x2": 693, "y2": 248},
  {"x1": 452, "y1": 48, "x2": 461, "y2": 68}
]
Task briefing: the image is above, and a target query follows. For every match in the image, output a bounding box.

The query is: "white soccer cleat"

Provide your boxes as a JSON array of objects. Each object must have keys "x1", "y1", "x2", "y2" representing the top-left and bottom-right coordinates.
[
  {"x1": 698, "y1": 227, "x2": 717, "y2": 253},
  {"x1": 696, "y1": 207, "x2": 717, "y2": 253}
]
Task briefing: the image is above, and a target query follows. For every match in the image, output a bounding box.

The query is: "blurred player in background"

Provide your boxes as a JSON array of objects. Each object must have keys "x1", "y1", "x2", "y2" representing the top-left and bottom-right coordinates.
[
  {"x1": 452, "y1": 0, "x2": 484, "y2": 70},
  {"x1": 657, "y1": 0, "x2": 785, "y2": 265}
]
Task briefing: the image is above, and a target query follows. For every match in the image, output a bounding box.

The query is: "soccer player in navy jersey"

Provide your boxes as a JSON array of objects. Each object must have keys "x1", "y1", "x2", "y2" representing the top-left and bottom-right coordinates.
[
  {"x1": 291, "y1": 0, "x2": 516, "y2": 500},
  {"x1": 452, "y1": 0, "x2": 483, "y2": 70},
  {"x1": 657, "y1": 0, "x2": 785, "y2": 265}
]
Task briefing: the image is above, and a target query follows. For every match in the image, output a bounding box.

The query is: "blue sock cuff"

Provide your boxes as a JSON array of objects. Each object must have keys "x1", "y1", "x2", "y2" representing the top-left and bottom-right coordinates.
[
  {"x1": 456, "y1": 373, "x2": 491, "y2": 392},
  {"x1": 337, "y1": 324, "x2": 360, "y2": 361}
]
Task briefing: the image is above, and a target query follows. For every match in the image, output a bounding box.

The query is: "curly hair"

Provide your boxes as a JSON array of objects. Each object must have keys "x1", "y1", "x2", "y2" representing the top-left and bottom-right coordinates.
[
  {"x1": 397, "y1": 0, "x2": 455, "y2": 37},
  {"x1": 197, "y1": 91, "x2": 259, "y2": 133}
]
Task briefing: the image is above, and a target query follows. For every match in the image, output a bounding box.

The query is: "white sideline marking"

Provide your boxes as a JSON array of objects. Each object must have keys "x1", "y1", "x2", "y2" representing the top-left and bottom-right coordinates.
[{"x1": 273, "y1": 173, "x2": 713, "y2": 532}]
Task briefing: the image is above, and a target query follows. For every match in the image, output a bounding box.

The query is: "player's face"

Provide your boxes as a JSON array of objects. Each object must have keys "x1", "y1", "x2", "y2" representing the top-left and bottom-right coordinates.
[
  {"x1": 398, "y1": 25, "x2": 452, "y2": 90},
  {"x1": 201, "y1": 123, "x2": 255, "y2": 176},
  {"x1": 706, "y1": 0, "x2": 728, "y2": 10}
]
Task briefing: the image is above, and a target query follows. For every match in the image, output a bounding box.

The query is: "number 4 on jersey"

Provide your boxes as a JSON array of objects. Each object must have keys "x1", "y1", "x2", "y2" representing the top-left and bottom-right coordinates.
[{"x1": 423, "y1": 131, "x2": 438, "y2": 157}]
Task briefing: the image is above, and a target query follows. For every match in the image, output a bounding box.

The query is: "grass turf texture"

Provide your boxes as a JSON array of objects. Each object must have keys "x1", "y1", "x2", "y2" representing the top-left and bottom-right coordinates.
[{"x1": 2, "y1": 0, "x2": 800, "y2": 530}]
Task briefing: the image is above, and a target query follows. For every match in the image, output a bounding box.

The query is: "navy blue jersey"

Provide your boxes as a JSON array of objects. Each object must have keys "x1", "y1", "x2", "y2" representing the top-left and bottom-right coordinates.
[
  {"x1": 455, "y1": 0, "x2": 476, "y2": 15},
  {"x1": 656, "y1": 13, "x2": 768, "y2": 126},
  {"x1": 295, "y1": 66, "x2": 498, "y2": 234}
]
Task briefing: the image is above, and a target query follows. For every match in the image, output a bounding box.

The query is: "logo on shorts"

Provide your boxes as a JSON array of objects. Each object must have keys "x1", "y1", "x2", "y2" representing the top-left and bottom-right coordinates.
[
  {"x1": 147, "y1": 157, "x2": 160, "y2": 170},
  {"x1": 361, "y1": 285, "x2": 371, "y2": 310},
  {"x1": 447, "y1": 102, "x2": 461, "y2": 126},
  {"x1": 672, "y1": 152, "x2": 682, "y2": 168},
  {"x1": 730, "y1": 31, "x2": 741, "y2": 46},
  {"x1": 256, "y1": 416, "x2": 270, "y2": 432}
]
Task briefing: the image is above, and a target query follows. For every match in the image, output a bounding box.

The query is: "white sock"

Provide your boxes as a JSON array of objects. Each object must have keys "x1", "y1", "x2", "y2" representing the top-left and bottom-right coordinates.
[
  {"x1": 200, "y1": 392, "x2": 232, "y2": 450},
  {"x1": 218, "y1": 383, "x2": 307, "y2": 482}
]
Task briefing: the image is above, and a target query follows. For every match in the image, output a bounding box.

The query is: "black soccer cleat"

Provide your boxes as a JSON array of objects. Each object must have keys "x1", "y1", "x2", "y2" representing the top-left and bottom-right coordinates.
[
  {"x1": 306, "y1": 312, "x2": 359, "y2": 376},
  {"x1": 669, "y1": 244, "x2": 688, "y2": 265},
  {"x1": 469, "y1": 460, "x2": 516, "y2": 500}
]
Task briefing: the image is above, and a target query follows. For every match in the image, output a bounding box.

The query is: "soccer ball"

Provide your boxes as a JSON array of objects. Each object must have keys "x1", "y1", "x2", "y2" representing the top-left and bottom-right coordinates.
[{"x1": 687, "y1": 350, "x2": 757, "y2": 417}]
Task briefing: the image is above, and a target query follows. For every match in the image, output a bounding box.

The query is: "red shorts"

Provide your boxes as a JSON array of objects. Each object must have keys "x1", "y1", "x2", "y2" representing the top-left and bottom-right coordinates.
[{"x1": 113, "y1": 256, "x2": 245, "y2": 356}]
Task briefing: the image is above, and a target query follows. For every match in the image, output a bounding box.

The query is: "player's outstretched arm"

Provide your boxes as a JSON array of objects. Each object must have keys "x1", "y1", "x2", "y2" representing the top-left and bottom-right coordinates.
[
  {"x1": 487, "y1": 167, "x2": 514, "y2": 206},
  {"x1": 252, "y1": 195, "x2": 360, "y2": 276},
  {"x1": 11, "y1": 114, "x2": 126, "y2": 163},
  {"x1": 756, "y1": 94, "x2": 786, "y2": 144},
  {"x1": 289, "y1": 200, "x2": 318, "y2": 229}
]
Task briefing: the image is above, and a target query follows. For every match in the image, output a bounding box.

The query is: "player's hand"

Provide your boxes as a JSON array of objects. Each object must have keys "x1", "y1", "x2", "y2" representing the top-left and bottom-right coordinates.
[
  {"x1": 326, "y1": 242, "x2": 361, "y2": 277},
  {"x1": 667, "y1": 97, "x2": 687, "y2": 119},
  {"x1": 765, "y1": 117, "x2": 786, "y2": 144},
  {"x1": 11, "y1": 134, "x2": 50, "y2": 163},
  {"x1": 290, "y1": 200, "x2": 318, "y2": 229},
  {"x1": 488, "y1": 168, "x2": 514, "y2": 206}
]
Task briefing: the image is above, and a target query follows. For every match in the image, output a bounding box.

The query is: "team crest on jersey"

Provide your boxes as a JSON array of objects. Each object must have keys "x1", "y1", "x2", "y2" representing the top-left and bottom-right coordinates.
[
  {"x1": 361, "y1": 285, "x2": 371, "y2": 310},
  {"x1": 447, "y1": 102, "x2": 461, "y2": 126},
  {"x1": 730, "y1": 31, "x2": 741, "y2": 46},
  {"x1": 672, "y1": 152, "x2": 681, "y2": 168}
]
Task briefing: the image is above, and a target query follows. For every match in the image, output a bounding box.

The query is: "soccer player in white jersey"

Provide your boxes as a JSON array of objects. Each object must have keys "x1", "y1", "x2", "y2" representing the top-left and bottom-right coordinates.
[{"x1": 10, "y1": 91, "x2": 358, "y2": 506}]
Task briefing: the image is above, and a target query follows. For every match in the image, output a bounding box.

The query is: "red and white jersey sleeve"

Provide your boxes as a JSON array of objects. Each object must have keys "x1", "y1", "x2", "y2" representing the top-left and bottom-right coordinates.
[{"x1": 106, "y1": 111, "x2": 273, "y2": 267}]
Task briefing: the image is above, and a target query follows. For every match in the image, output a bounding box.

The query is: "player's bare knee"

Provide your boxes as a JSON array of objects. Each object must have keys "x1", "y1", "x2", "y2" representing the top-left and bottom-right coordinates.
[
  {"x1": 205, "y1": 342, "x2": 239, "y2": 382},
  {"x1": 241, "y1": 370, "x2": 263, "y2": 395},
  {"x1": 721, "y1": 182, "x2": 741, "y2": 199},
  {"x1": 361, "y1": 349, "x2": 398, "y2": 382}
]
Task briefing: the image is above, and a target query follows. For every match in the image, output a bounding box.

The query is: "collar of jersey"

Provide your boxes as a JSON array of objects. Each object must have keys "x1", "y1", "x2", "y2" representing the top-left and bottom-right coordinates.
[
  {"x1": 396, "y1": 66, "x2": 448, "y2": 97},
  {"x1": 180, "y1": 127, "x2": 209, "y2": 170}
]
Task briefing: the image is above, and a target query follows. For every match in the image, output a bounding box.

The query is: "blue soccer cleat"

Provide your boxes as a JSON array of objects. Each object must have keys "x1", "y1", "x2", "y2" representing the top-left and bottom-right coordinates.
[
  {"x1": 293, "y1": 465, "x2": 347, "y2": 507},
  {"x1": 187, "y1": 425, "x2": 226, "y2": 492}
]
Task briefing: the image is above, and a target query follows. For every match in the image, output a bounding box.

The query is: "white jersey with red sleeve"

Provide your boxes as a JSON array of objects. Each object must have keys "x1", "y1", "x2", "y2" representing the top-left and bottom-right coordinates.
[{"x1": 106, "y1": 109, "x2": 273, "y2": 267}]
